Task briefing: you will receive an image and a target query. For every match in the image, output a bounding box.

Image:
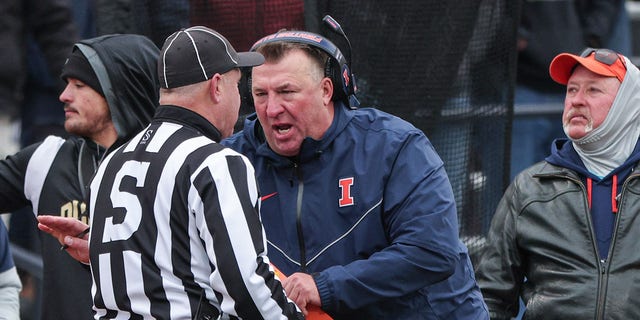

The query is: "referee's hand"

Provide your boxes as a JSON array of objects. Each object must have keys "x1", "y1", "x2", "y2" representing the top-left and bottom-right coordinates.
[{"x1": 38, "y1": 215, "x2": 90, "y2": 264}]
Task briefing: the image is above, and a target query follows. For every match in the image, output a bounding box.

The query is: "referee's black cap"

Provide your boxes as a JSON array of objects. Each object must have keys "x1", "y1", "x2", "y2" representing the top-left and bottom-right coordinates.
[{"x1": 158, "y1": 26, "x2": 264, "y2": 89}]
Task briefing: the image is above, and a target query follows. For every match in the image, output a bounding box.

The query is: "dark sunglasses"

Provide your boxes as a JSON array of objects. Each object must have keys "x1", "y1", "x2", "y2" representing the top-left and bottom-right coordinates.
[{"x1": 579, "y1": 47, "x2": 624, "y2": 68}]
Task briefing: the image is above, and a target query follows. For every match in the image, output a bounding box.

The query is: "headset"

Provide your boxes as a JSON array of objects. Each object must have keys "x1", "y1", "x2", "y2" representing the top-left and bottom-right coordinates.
[{"x1": 244, "y1": 15, "x2": 359, "y2": 109}]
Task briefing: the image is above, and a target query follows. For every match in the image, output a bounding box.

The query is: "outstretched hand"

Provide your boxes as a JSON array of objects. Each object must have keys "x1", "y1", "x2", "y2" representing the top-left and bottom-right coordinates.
[{"x1": 37, "y1": 215, "x2": 90, "y2": 264}]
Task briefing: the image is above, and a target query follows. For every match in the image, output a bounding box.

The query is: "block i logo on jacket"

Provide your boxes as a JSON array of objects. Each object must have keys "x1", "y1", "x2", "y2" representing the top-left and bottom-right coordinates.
[{"x1": 339, "y1": 177, "x2": 354, "y2": 207}]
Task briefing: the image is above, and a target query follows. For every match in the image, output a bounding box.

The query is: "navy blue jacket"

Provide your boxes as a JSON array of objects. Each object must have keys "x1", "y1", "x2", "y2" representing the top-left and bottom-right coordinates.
[{"x1": 222, "y1": 103, "x2": 488, "y2": 319}]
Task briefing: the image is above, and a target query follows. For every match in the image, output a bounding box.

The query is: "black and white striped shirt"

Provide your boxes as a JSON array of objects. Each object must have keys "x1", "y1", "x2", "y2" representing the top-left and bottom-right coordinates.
[{"x1": 89, "y1": 105, "x2": 302, "y2": 319}]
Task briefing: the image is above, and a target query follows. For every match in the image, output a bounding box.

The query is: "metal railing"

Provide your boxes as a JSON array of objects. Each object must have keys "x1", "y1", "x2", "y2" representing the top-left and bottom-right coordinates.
[{"x1": 10, "y1": 243, "x2": 43, "y2": 280}]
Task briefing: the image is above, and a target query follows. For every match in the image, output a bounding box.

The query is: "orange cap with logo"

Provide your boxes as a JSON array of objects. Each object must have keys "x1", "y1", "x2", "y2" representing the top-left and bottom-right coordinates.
[{"x1": 549, "y1": 48, "x2": 627, "y2": 85}]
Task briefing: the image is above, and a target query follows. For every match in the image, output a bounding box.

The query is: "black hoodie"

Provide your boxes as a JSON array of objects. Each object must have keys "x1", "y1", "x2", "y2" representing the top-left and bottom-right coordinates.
[{"x1": 77, "y1": 34, "x2": 160, "y2": 149}]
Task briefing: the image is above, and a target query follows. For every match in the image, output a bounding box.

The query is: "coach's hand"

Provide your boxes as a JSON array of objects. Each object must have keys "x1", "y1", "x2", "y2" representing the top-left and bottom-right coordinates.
[{"x1": 283, "y1": 272, "x2": 321, "y2": 316}]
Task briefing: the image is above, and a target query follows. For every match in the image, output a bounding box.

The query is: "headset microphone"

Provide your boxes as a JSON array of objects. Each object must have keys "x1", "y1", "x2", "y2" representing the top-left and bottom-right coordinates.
[
  {"x1": 322, "y1": 15, "x2": 359, "y2": 108},
  {"x1": 322, "y1": 16, "x2": 351, "y2": 67}
]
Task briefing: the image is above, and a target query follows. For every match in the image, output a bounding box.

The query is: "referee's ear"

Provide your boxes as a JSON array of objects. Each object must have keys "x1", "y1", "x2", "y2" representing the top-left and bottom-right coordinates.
[{"x1": 209, "y1": 73, "x2": 225, "y2": 103}]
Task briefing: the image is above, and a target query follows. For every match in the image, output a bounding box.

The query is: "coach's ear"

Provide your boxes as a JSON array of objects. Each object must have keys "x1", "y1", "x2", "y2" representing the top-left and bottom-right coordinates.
[{"x1": 321, "y1": 76, "x2": 333, "y2": 106}]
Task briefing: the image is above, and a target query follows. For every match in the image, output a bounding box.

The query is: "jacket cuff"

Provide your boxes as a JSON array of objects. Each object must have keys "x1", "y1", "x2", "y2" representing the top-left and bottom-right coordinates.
[{"x1": 312, "y1": 272, "x2": 335, "y2": 312}]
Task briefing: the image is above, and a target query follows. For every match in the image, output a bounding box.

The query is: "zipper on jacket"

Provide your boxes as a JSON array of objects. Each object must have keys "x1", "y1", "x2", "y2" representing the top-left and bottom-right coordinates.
[
  {"x1": 293, "y1": 162, "x2": 308, "y2": 272},
  {"x1": 593, "y1": 172, "x2": 638, "y2": 319},
  {"x1": 552, "y1": 173, "x2": 607, "y2": 317},
  {"x1": 595, "y1": 259, "x2": 608, "y2": 319},
  {"x1": 542, "y1": 170, "x2": 640, "y2": 319},
  {"x1": 595, "y1": 172, "x2": 639, "y2": 319}
]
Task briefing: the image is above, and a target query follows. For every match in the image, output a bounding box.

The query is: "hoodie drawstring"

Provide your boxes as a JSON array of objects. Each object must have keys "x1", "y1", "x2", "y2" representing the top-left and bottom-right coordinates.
[
  {"x1": 612, "y1": 175, "x2": 618, "y2": 214},
  {"x1": 587, "y1": 177, "x2": 592, "y2": 209}
]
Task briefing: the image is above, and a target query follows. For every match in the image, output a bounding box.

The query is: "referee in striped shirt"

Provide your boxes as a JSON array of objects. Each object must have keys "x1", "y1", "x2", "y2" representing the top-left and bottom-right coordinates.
[{"x1": 41, "y1": 26, "x2": 304, "y2": 320}]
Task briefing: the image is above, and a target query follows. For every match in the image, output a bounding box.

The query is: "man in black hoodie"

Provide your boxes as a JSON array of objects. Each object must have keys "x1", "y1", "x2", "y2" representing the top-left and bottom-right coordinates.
[{"x1": 0, "y1": 34, "x2": 159, "y2": 319}]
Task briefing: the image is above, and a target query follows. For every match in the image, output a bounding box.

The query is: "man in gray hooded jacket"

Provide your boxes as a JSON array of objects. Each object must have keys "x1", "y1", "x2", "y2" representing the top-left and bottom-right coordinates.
[
  {"x1": 0, "y1": 34, "x2": 159, "y2": 320},
  {"x1": 476, "y1": 48, "x2": 640, "y2": 319}
]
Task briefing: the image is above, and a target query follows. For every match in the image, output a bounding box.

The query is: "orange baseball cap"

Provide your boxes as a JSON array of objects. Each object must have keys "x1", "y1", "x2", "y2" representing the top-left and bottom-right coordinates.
[{"x1": 549, "y1": 48, "x2": 627, "y2": 85}]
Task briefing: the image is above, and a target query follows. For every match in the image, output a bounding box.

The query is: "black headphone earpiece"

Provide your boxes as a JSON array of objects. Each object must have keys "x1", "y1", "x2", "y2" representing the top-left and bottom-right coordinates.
[
  {"x1": 243, "y1": 16, "x2": 358, "y2": 109},
  {"x1": 324, "y1": 57, "x2": 333, "y2": 82}
]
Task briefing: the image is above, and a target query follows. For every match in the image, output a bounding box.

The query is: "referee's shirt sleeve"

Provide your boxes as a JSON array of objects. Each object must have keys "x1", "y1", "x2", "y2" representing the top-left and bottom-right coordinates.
[{"x1": 192, "y1": 150, "x2": 303, "y2": 319}]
